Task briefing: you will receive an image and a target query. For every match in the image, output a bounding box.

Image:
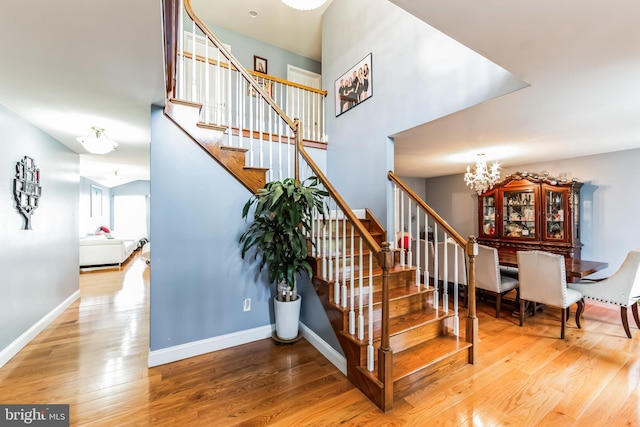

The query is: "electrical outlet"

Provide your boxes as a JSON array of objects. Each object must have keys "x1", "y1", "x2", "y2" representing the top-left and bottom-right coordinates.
[{"x1": 243, "y1": 298, "x2": 251, "y2": 312}]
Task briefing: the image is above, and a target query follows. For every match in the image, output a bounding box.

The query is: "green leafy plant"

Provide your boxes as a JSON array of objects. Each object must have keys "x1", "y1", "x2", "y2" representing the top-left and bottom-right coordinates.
[{"x1": 240, "y1": 177, "x2": 327, "y2": 301}]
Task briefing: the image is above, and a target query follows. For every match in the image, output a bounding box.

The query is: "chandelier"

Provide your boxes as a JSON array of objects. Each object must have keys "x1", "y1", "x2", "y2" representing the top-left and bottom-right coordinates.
[
  {"x1": 282, "y1": 0, "x2": 328, "y2": 11},
  {"x1": 77, "y1": 127, "x2": 118, "y2": 155},
  {"x1": 464, "y1": 154, "x2": 500, "y2": 195}
]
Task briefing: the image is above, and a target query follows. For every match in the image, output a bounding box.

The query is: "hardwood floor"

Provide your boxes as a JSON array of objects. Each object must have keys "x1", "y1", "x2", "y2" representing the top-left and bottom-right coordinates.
[{"x1": 1, "y1": 254, "x2": 639, "y2": 426}]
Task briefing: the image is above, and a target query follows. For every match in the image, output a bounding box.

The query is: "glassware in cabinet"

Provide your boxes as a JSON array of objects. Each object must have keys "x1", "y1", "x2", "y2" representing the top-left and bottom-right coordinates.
[{"x1": 502, "y1": 189, "x2": 536, "y2": 238}]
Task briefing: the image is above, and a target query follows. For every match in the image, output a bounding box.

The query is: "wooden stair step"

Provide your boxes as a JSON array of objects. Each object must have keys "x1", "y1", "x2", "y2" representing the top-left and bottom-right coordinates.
[
  {"x1": 340, "y1": 302, "x2": 447, "y2": 347},
  {"x1": 197, "y1": 121, "x2": 228, "y2": 132},
  {"x1": 393, "y1": 335, "x2": 471, "y2": 382},
  {"x1": 316, "y1": 263, "x2": 415, "y2": 283}
]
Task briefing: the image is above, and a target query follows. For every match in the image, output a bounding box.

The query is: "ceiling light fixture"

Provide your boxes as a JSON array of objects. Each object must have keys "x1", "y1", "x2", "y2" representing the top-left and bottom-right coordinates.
[
  {"x1": 76, "y1": 127, "x2": 118, "y2": 155},
  {"x1": 282, "y1": 0, "x2": 328, "y2": 11},
  {"x1": 464, "y1": 153, "x2": 501, "y2": 195}
]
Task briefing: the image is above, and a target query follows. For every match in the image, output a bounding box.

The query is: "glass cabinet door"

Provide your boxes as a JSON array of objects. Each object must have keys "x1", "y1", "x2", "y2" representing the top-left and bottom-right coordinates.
[
  {"x1": 480, "y1": 193, "x2": 496, "y2": 237},
  {"x1": 545, "y1": 189, "x2": 566, "y2": 240},
  {"x1": 503, "y1": 189, "x2": 536, "y2": 239}
]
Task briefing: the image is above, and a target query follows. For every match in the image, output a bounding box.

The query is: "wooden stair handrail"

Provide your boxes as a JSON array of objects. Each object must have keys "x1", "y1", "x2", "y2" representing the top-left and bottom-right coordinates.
[
  {"x1": 297, "y1": 139, "x2": 382, "y2": 256},
  {"x1": 387, "y1": 170, "x2": 467, "y2": 250},
  {"x1": 183, "y1": 0, "x2": 296, "y2": 132}
]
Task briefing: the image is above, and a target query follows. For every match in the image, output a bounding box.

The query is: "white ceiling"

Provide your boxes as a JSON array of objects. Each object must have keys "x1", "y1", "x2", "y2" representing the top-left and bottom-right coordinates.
[
  {"x1": 390, "y1": 0, "x2": 640, "y2": 177},
  {"x1": 1, "y1": 0, "x2": 639, "y2": 186},
  {"x1": 0, "y1": 0, "x2": 164, "y2": 187}
]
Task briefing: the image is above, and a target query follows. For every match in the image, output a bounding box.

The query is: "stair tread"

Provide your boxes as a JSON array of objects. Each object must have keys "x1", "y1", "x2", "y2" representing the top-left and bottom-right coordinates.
[
  {"x1": 169, "y1": 98, "x2": 202, "y2": 108},
  {"x1": 392, "y1": 335, "x2": 471, "y2": 382},
  {"x1": 344, "y1": 282, "x2": 428, "y2": 306},
  {"x1": 340, "y1": 302, "x2": 451, "y2": 345},
  {"x1": 319, "y1": 263, "x2": 415, "y2": 283}
]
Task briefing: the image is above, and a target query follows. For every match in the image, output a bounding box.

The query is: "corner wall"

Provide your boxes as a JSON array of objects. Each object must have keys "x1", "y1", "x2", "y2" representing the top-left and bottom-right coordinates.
[
  {"x1": 149, "y1": 106, "x2": 341, "y2": 359},
  {"x1": 0, "y1": 103, "x2": 80, "y2": 365}
]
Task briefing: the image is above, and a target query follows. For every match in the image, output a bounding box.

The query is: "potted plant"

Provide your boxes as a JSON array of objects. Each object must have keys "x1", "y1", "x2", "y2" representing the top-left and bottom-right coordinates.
[{"x1": 239, "y1": 176, "x2": 327, "y2": 340}]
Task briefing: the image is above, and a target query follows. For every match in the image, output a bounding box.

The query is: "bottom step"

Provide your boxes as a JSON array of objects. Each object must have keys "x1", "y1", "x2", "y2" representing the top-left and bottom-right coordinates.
[{"x1": 356, "y1": 335, "x2": 472, "y2": 398}]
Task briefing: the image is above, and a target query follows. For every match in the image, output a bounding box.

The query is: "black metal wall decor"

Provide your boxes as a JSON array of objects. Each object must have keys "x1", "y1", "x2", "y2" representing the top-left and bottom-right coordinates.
[{"x1": 13, "y1": 156, "x2": 42, "y2": 230}]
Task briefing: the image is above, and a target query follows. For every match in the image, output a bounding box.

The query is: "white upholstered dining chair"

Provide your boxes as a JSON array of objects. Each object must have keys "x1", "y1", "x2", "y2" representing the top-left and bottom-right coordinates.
[
  {"x1": 567, "y1": 250, "x2": 640, "y2": 338},
  {"x1": 517, "y1": 250, "x2": 584, "y2": 339},
  {"x1": 476, "y1": 245, "x2": 519, "y2": 318}
]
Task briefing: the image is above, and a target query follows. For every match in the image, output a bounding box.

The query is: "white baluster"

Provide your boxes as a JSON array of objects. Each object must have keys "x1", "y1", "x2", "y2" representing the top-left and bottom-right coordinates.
[
  {"x1": 415, "y1": 203, "x2": 420, "y2": 288},
  {"x1": 454, "y1": 244, "x2": 460, "y2": 335},
  {"x1": 203, "y1": 37, "x2": 209, "y2": 123},
  {"x1": 358, "y1": 237, "x2": 364, "y2": 340},
  {"x1": 434, "y1": 222, "x2": 439, "y2": 311},
  {"x1": 191, "y1": 21, "x2": 196, "y2": 103},
  {"x1": 367, "y1": 249, "x2": 374, "y2": 371},
  {"x1": 443, "y1": 233, "x2": 449, "y2": 313},
  {"x1": 349, "y1": 224, "x2": 355, "y2": 332},
  {"x1": 178, "y1": 0, "x2": 184, "y2": 99},
  {"x1": 341, "y1": 215, "x2": 347, "y2": 309}
]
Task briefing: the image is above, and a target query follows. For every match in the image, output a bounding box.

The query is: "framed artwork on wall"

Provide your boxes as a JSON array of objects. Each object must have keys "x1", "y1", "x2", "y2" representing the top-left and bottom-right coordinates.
[
  {"x1": 335, "y1": 53, "x2": 372, "y2": 116},
  {"x1": 254, "y1": 55, "x2": 267, "y2": 74}
]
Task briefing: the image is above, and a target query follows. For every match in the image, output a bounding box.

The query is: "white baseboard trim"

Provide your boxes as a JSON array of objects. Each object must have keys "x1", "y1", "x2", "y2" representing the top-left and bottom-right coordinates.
[
  {"x1": 148, "y1": 324, "x2": 274, "y2": 367},
  {"x1": 147, "y1": 323, "x2": 347, "y2": 376},
  {"x1": 0, "y1": 290, "x2": 80, "y2": 368},
  {"x1": 300, "y1": 323, "x2": 347, "y2": 375}
]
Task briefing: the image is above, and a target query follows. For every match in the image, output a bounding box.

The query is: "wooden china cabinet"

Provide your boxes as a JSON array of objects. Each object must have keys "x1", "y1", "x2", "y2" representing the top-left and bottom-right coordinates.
[{"x1": 477, "y1": 172, "x2": 583, "y2": 264}]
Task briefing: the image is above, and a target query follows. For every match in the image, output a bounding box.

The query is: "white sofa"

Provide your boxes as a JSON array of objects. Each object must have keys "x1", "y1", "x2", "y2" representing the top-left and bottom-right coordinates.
[{"x1": 79, "y1": 234, "x2": 141, "y2": 268}]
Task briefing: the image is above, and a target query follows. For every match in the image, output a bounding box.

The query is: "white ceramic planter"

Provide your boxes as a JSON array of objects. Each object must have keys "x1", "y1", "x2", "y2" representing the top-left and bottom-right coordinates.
[{"x1": 274, "y1": 295, "x2": 301, "y2": 340}]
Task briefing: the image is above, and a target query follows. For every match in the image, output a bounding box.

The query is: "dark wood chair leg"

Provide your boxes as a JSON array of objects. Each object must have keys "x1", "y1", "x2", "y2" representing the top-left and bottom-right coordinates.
[
  {"x1": 566, "y1": 307, "x2": 570, "y2": 322},
  {"x1": 496, "y1": 293, "x2": 502, "y2": 318},
  {"x1": 519, "y1": 299, "x2": 525, "y2": 326},
  {"x1": 575, "y1": 299, "x2": 584, "y2": 329},
  {"x1": 621, "y1": 306, "x2": 632, "y2": 339},
  {"x1": 561, "y1": 308, "x2": 566, "y2": 339},
  {"x1": 632, "y1": 302, "x2": 640, "y2": 329}
]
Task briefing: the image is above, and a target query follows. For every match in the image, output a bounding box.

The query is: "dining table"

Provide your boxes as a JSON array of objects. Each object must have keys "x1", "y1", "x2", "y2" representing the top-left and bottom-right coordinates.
[{"x1": 497, "y1": 252, "x2": 608, "y2": 281}]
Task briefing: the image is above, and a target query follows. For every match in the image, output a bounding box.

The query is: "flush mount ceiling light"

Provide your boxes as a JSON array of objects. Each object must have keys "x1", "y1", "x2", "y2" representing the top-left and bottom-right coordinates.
[
  {"x1": 464, "y1": 153, "x2": 501, "y2": 195},
  {"x1": 76, "y1": 127, "x2": 118, "y2": 155},
  {"x1": 282, "y1": 0, "x2": 328, "y2": 11}
]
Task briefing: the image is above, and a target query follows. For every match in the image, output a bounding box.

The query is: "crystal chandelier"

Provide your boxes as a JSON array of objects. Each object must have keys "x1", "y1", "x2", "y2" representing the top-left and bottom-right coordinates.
[
  {"x1": 76, "y1": 127, "x2": 118, "y2": 155},
  {"x1": 464, "y1": 154, "x2": 500, "y2": 195},
  {"x1": 282, "y1": 0, "x2": 328, "y2": 11}
]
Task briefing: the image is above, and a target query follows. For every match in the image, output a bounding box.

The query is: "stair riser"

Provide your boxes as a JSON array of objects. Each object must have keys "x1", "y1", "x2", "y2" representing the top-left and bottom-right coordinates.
[
  {"x1": 342, "y1": 292, "x2": 433, "y2": 332},
  {"x1": 353, "y1": 317, "x2": 448, "y2": 365},
  {"x1": 393, "y1": 349, "x2": 470, "y2": 396},
  {"x1": 315, "y1": 269, "x2": 418, "y2": 296},
  {"x1": 389, "y1": 319, "x2": 446, "y2": 353}
]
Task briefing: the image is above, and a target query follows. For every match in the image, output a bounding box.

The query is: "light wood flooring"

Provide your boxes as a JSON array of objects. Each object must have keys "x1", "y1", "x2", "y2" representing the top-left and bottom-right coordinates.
[{"x1": 1, "y1": 253, "x2": 639, "y2": 426}]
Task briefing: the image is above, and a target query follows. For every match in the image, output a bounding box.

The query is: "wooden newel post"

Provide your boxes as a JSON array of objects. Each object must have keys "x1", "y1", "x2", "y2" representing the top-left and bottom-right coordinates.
[
  {"x1": 466, "y1": 236, "x2": 479, "y2": 364},
  {"x1": 378, "y1": 241, "x2": 394, "y2": 411}
]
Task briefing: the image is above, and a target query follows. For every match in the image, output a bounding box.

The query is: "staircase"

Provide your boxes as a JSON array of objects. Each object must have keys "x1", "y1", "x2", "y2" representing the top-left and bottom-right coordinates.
[
  {"x1": 309, "y1": 207, "x2": 476, "y2": 410},
  {"x1": 161, "y1": 0, "x2": 478, "y2": 412}
]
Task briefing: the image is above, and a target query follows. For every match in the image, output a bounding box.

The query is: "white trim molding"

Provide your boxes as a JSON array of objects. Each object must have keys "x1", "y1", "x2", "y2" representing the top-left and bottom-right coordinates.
[
  {"x1": 148, "y1": 324, "x2": 274, "y2": 367},
  {"x1": 0, "y1": 290, "x2": 80, "y2": 368},
  {"x1": 300, "y1": 323, "x2": 347, "y2": 375},
  {"x1": 147, "y1": 322, "x2": 347, "y2": 376}
]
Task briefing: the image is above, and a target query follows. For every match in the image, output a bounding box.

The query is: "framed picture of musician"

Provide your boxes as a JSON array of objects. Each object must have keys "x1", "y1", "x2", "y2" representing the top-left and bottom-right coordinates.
[{"x1": 335, "y1": 53, "x2": 372, "y2": 116}]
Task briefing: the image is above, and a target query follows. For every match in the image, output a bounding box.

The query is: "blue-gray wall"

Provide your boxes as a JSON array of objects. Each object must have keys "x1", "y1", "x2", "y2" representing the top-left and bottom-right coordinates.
[
  {"x1": 424, "y1": 148, "x2": 640, "y2": 279},
  {"x1": 321, "y1": 0, "x2": 528, "y2": 232},
  {"x1": 149, "y1": 106, "x2": 340, "y2": 353},
  {"x1": 207, "y1": 24, "x2": 321, "y2": 78},
  {"x1": 0, "y1": 103, "x2": 79, "y2": 354}
]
